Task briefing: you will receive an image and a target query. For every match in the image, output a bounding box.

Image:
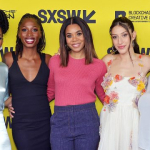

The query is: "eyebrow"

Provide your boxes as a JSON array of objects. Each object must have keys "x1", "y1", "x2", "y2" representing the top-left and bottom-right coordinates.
[
  {"x1": 21, "y1": 26, "x2": 38, "y2": 28},
  {"x1": 111, "y1": 31, "x2": 128, "y2": 35},
  {"x1": 66, "y1": 30, "x2": 82, "y2": 34}
]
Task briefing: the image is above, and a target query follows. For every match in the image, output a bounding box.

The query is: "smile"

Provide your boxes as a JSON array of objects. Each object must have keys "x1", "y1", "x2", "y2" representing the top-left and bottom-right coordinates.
[
  {"x1": 72, "y1": 43, "x2": 80, "y2": 48},
  {"x1": 25, "y1": 38, "x2": 35, "y2": 44},
  {"x1": 118, "y1": 45, "x2": 125, "y2": 49}
]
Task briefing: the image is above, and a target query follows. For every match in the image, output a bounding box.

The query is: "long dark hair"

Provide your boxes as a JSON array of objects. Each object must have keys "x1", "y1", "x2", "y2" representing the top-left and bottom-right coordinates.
[
  {"x1": 16, "y1": 13, "x2": 46, "y2": 57},
  {"x1": 59, "y1": 17, "x2": 98, "y2": 67},
  {"x1": 0, "y1": 9, "x2": 9, "y2": 35},
  {"x1": 109, "y1": 17, "x2": 140, "y2": 54}
]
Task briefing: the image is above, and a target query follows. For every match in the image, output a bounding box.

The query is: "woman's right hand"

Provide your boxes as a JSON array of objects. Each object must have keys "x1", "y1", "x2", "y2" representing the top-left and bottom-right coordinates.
[
  {"x1": 5, "y1": 96, "x2": 15, "y2": 118},
  {"x1": 8, "y1": 103, "x2": 15, "y2": 118},
  {"x1": 55, "y1": 48, "x2": 60, "y2": 55}
]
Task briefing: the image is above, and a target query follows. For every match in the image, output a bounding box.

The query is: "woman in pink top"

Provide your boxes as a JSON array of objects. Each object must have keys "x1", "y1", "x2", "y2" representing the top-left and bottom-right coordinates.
[{"x1": 47, "y1": 17, "x2": 106, "y2": 150}]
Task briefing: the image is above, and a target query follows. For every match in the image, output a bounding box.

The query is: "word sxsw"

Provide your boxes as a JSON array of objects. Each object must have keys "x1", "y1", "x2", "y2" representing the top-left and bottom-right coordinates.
[{"x1": 38, "y1": 9, "x2": 96, "y2": 23}]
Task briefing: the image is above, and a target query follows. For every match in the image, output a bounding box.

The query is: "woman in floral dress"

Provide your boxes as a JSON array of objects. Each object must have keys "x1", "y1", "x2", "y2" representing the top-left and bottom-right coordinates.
[{"x1": 98, "y1": 17, "x2": 150, "y2": 150}]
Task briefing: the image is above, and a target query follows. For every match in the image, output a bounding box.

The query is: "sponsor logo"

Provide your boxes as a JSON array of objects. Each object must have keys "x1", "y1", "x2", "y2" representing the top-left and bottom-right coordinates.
[
  {"x1": 115, "y1": 11, "x2": 126, "y2": 18},
  {"x1": 38, "y1": 9, "x2": 96, "y2": 23},
  {"x1": 115, "y1": 10, "x2": 150, "y2": 22},
  {"x1": 3, "y1": 10, "x2": 17, "y2": 19}
]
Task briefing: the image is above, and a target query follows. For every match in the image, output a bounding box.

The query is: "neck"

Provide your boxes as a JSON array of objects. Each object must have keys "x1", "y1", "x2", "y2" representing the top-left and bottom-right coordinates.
[
  {"x1": 21, "y1": 48, "x2": 39, "y2": 60},
  {"x1": 69, "y1": 51, "x2": 85, "y2": 59}
]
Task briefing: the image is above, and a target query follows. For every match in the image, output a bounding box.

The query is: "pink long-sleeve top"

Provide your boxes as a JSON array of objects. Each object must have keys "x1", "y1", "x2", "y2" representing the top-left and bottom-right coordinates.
[{"x1": 47, "y1": 55, "x2": 107, "y2": 106}]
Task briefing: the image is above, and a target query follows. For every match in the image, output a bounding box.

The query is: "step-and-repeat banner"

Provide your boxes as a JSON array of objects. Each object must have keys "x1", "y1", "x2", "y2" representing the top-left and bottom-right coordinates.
[{"x1": 1, "y1": 0, "x2": 150, "y2": 149}]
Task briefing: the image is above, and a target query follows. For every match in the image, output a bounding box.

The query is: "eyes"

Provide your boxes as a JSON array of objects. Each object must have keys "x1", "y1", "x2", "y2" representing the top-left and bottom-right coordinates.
[
  {"x1": 0, "y1": 37, "x2": 3, "y2": 40},
  {"x1": 66, "y1": 31, "x2": 83, "y2": 38},
  {"x1": 21, "y1": 28, "x2": 39, "y2": 32},
  {"x1": 112, "y1": 33, "x2": 128, "y2": 39}
]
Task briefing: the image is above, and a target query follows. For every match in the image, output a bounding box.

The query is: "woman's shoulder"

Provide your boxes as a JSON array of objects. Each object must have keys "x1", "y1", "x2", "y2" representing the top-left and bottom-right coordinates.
[
  {"x1": 50, "y1": 55, "x2": 60, "y2": 61},
  {"x1": 138, "y1": 54, "x2": 150, "y2": 70},
  {"x1": 93, "y1": 57, "x2": 105, "y2": 65},
  {"x1": 2, "y1": 51, "x2": 13, "y2": 68},
  {"x1": 0, "y1": 62, "x2": 8, "y2": 67},
  {"x1": 48, "y1": 55, "x2": 60, "y2": 68},
  {"x1": 43, "y1": 53, "x2": 52, "y2": 66},
  {"x1": 102, "y1": 54, "x2": 116, "y2": 62},
  {"x1": 92, "y1": 58, "x2": 107, "y2": 72}
]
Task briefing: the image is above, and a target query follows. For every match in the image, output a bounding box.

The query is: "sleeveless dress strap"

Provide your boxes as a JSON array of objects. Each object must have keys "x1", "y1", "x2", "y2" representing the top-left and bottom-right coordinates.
[
  {"x1": 107, "y1": 55, "x2": 115, "y2": 73},
  {"x1": 11, "y1": 51, "x2": 17, "y2": 61},
  {"x1": 40, "y1": 53, "x2": 45, "y2": 62},
  {"x1": 138, "y1": 54, "x2": 144, "y2": 78}
]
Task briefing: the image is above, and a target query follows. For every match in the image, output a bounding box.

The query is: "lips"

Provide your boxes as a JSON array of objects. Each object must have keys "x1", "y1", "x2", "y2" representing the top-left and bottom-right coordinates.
[
  {"x1": 25, "y1": 38, "x2": 35, "y2": 44},
  {"x1": 118, "y1": 45, "x2": 125, "y2": 49},
  {"x1": 72, "y1": 43, "x2": 80, "y2": 48}
]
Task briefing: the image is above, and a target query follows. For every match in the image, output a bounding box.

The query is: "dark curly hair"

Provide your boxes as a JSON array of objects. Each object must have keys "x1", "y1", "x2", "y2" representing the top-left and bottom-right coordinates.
[
  {"x1": 0, "y1": 9, "x2": 9, "y2": 34},
  {"x1": 16, "y1": 13, "x2": 46, "y2": 57}
]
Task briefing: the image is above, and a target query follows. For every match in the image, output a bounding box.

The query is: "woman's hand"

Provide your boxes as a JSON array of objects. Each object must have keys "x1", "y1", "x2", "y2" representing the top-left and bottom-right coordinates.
[
  {"x1": 8, "y1": 103, "x2": 15, "y2": 118},
  {"x1": 55, "y1": 48, "x2": 60, "y2": 55},
  {"x1": 5, "y1": 96, "x2": 15, "y2": 118}
]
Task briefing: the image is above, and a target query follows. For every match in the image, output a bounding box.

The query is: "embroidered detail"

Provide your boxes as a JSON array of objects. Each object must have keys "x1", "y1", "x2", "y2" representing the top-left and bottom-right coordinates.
[
  {"x1": 137, "y1": 80, "x2": 145, "y2": 91},
  {"x1": 128, "y1": 77, "x2": 139, "y2": 87},
  {"x1": 131, "y1": 79, "x2": 147, "y2": 108},
  {"x1": 132, "y1": 95, "x2": 141, "y2": 108},
  {"x1": 101, "y1": 73, "x2": 113, "y2": 92},
  {"x1": 107, "y1": 60, "x2": 112, "y2": 66},
  {"x1": 104, "y1": 95, "x2": 110, "y2": 104},
  {"x1": 138, "y1": 63, "x2": 143, "y2": 67},
  {"x1": 114, "y1": 74, "x2": 123, "y2": 82},
  {"x1": 104, "y1": 91, "x2": 119, "y2": 112}
]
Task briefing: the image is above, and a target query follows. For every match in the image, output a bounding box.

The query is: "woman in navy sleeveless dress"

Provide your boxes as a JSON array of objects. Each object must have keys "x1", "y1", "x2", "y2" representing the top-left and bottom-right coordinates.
[{"x1": 3, "y1": 14, "x2": 51, "y2": 150}]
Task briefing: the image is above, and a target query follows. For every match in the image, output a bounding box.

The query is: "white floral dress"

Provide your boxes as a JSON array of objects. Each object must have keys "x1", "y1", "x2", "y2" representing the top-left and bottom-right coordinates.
[{"x1": 98, "y1": 55, "x2": 147, "y2": 150}]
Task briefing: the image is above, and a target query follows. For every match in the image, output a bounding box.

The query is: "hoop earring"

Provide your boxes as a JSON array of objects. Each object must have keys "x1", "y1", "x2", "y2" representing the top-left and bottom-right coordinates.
[
  {"x1": 111, "y1": 46, "x2": 118, "y2": 54},
  {"x1": 65, "y1": 44, "x2": 70, "y2": 51}
]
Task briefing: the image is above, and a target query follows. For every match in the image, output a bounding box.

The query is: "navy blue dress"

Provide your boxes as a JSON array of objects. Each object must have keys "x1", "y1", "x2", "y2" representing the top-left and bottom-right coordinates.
[{"x1": 9, "y1": 52, "x2": 51, "y2": 150}]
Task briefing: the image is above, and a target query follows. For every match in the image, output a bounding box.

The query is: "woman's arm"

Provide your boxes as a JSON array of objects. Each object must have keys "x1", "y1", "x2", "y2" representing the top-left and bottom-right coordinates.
[{"x1": 95, "y1": 61, "x2": 107, "y2": 103}]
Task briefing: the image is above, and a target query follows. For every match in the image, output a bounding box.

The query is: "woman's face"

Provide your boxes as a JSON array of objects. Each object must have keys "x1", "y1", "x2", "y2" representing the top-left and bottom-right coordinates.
[
  {"x1": 65, "y1": 24, "x2": 85, "y2": 55},
  {"x1": 18, "y1": 18, "x2": 41, "y2": 49},
  {"x1": 111, "y1": 25, "x2": 135, "y2": 54},
  {"x1": 0, "y1": 28, "x2": 3, "y2": 47}
]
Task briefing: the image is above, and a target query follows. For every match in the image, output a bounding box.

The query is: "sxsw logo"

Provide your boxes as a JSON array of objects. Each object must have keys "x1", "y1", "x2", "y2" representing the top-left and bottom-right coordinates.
[
  {"x1": 38, "y1": 9, "x2": 96, "y2": 23},
  {"x1": 115, "y1": 11, "x2": 126, "y2": 18},
  {"x1": 3, "y1": 10, "x2": 16, "y2": 19}
]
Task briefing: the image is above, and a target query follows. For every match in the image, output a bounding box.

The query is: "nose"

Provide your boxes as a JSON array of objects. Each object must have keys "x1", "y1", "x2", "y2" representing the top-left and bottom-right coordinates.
[
  {"x1": 118, "y1": 36, "x2": 123, "y2": 44},
  {"x1": 72, "y1": 35, "x2": 77, "y2": 41},
  {"x1": 27, "y1": 30, "x2": 32, "y2": 37}
]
